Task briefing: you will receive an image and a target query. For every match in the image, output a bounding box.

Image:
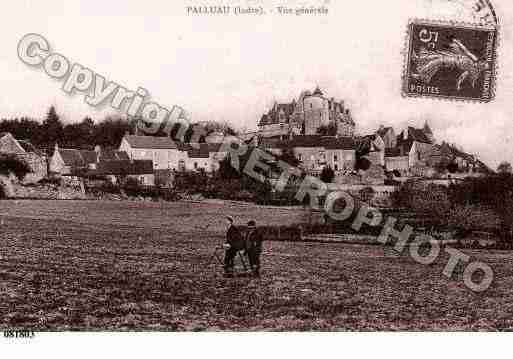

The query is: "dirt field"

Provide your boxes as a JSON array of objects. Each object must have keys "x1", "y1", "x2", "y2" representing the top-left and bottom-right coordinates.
[{"x1": 1, "y1": 199, "x2": 513, "y2": 331}]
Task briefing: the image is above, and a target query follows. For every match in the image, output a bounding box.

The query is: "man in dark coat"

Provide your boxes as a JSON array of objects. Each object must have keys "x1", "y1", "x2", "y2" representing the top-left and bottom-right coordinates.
[
  {"x1": 245, "y1": 220, "x2": 263, "y2": 277},
  {"x1": 223, "y1": 217, "x2": 263, "y2": 277},
  {"x1": 223, "y1": 216, "x2": 245, "y2": 277}
]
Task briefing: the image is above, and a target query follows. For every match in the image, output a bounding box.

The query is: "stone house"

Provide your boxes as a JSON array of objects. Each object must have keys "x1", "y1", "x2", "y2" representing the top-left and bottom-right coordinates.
[
  {"x1": 88, "y1": 159, "x2": 155, "y2": 186},
  {"x1": 376, "y1": 126, "x2": 397, "y2": 149},
  {"x1": 50, "y1": 143, "x2": 132, "y2": 175},
  {"x1": 119, "y1": 134, "x2": 187, "y2": 171},
  {"x1": 383, "y1": 125, "x2": 439, "y2": 176},
  {"x1": 357, "y1": 134, "x2": 386, "y2": 167},
  {"x1": 262, "y1": 135, "x2": 356, "y2": 176},
  {"x1": 49, "y1": 144, "x2": 97, "y2": 175},
  {"x1": 0, "y1": 132, "x2": 47, "y2": 181},
  {"x1": 181, "y1": 143, "x2": 229, "y2": 173}
]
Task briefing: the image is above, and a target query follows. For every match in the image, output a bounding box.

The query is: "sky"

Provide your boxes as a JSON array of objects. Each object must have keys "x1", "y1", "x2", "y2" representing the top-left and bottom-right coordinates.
[{"x1": 0, "y1": 0, "x2": 511, "y2": 169}]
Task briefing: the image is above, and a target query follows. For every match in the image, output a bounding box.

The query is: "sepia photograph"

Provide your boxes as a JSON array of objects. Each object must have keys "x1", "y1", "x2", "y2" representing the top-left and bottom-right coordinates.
[{"x1": 1, "y1": 0, "x2": 512, "y2": 356}]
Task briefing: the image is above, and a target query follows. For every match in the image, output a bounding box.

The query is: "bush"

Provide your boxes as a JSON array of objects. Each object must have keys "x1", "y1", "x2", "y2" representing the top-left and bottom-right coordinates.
[
  {"x1": 0, "y1": 154, "x2": 31, "y2": 180},
  {"x1": 38, "y1": 176, "x2": 62, "y2": 186},
  {"x1": 446, "y1": 205, "x2": 501, "y2": 234},
  {"x1": 86, "y1": 181, "x2": 120, "y2": 195},
  {"x1": 320, "y1": 166, "x2": 335, "y2": 183}
]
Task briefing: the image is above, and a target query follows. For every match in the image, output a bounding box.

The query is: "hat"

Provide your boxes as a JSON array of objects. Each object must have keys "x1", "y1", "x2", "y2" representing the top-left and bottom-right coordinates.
[
  {"x1": 247, "y1": 220, "x2": 256, "y2": 227},
  {"x1": 226, "y1": 215, "x2": 234, "y2": 223}
]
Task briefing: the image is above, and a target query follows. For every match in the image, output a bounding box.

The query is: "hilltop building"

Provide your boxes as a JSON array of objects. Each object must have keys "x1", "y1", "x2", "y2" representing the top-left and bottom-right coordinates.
[{"x1": 254, "y1": 87, "x2": 355, "y2": 141}]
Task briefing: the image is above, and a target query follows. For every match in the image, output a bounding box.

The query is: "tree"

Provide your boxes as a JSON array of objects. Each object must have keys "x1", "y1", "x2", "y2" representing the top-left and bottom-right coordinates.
[
  {"x1": 0, "y1": 154, "x2": 31, "y2": 180},
  {"x1": 320, "y1": 166, "x2": 335, "y2": 183},
  {"x1": 218, "y1": 156, "x2": 241, "y2": 180},
  {"x1": 202, "y1": 120, "x2": 237, "y2": 137},
  {"x1": 40, "y1": 106, "x2": 64, "y2": 153},
  {"x1": 93, "y1": 116, "x2": 133, "y2": 149},
  {"x1": 497, "y1": 161, "x2": 512, "y2": 175},
  {"x1": 354, "y1": 156, "x2": 371, "y2": 171},
  {"x1": 79, "y1": 117, "x2": 95, "y2": 146},
  {"x1": 277, "y1": 147, "x2": 300, "y2": 167}
]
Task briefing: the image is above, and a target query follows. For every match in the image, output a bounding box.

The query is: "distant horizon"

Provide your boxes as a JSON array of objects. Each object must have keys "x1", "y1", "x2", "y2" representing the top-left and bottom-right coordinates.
[
  {"x1": 0, "y1": 99, "x2": 498, "y2": 171},
  {"x1": 1, "y1": 0, "x2": 511, "y2": 169}
]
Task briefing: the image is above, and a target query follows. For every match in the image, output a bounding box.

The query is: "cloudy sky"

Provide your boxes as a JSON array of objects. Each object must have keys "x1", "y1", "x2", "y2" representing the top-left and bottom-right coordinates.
[{"x1": 0, "y1": 0, "x2": 511, "y2": 168}]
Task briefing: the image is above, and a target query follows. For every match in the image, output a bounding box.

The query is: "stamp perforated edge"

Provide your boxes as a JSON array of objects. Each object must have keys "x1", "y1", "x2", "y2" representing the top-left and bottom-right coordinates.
[{"x1": 401, "y1": 18, "x2": 500, "y2": 104}]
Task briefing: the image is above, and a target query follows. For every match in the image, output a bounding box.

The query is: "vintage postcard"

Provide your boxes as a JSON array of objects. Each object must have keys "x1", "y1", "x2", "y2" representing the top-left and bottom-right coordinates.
[{"x1": 0, "y1": 0, "x2": 512, "y2": 356}]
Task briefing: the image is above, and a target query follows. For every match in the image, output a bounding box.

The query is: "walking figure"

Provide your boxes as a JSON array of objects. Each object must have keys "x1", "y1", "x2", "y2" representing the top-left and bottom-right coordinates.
[{"x1": 223, "y1": 217, "x2": 263, "y2": 278}]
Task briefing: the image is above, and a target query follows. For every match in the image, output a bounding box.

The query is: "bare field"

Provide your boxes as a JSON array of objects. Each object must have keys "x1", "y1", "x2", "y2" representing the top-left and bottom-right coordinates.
[{"x1": 1, "y1": 200, "x2": 513, "y2": 331}]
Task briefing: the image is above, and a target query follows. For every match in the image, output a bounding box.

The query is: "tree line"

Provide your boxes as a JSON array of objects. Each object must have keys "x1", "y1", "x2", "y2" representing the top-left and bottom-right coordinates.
[{"x1": 0, "y1": 106, "x2": 237, "y2": 155}]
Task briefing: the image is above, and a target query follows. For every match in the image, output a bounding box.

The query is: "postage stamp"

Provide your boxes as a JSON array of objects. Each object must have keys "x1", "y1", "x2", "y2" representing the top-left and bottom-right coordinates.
[{"x1": 403, "y1": 20, "x2": 498, "y2": 102}]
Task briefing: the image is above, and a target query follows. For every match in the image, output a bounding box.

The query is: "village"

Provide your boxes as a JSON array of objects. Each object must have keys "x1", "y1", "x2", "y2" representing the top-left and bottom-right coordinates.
[{"x1": 0, "y1": 87, "x2": 492, "y2": 202}]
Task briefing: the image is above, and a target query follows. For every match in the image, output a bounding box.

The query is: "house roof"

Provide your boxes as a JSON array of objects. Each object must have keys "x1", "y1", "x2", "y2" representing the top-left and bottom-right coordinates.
[
  {"x1": 322, "y1": 136, "x2": 355, "y2": 150},
  {"x1": 99, "y1": 150, "x2": 129, "y2": 161},
  {"x1": 17, "y1": 140, "x2": 37, "y2": 153},
  {"x1": 17, "y1": 140, "x2": 45, "y2": 156},
  {"x1": 259, "y1": 102, "x2": 296, "y2": 126},
  {"x1": 58, "y1": 149, "x2": 97, "y2": 167},
  {"x1": 258, "y1": 114, "x2": 271, "y2": 126},
  {"x1": 288, "y1": 135, "x2": 325, "y2": 148},
  {"x1": 95, "y1": 160, "x2": 153, "y2": 175},
  {"x1": 123, "y1": 135, "x2": 178, "y2": 149},
  {"x1": 377, "y1": 126, "x2": 393, "y2": 137},
  {"x1": 398, "y1": 127, "x2": 431, "y2": 144},
  {"x1": 437, "y1": 142, "x2": 475, "y2": 161},
  {"x1": 179, "y1": 143, "x2": 225, "y2": 158},
  {"x1": 385, "y1": 148, "x2": 403, "y2": 157},
  {"x1": 313, "y1": 86, "x2": 324, "y2": 96}
]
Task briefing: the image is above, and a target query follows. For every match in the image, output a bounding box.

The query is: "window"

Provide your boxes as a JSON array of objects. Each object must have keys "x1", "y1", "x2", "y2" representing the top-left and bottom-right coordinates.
[
  {"x1": 334, "y1": 164, "x2": 339, "y2": 171},
  {"x1": 297, "y1": 154, "x2": 302, "y2": 161},
  {"x1": 334, "y1": 155, "x2": 338, "y2": 162},
  {"x1": 194, "y1": 162, "x2": 198, "y2": 169}
]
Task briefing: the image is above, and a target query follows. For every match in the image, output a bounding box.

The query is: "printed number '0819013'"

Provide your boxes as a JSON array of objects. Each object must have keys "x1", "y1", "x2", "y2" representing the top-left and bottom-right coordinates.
[{"x1": 3, "y1": 330, "x2": 35, "y2": 339}]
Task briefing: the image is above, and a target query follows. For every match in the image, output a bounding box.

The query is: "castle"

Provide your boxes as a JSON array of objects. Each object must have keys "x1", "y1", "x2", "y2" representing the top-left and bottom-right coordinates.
[
  {"x1": 244, "y1": 86, "x2": 486, "y2": 181},
  {"x1": 256, "y1": 86, "x2": 355, "y2": 140}
]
